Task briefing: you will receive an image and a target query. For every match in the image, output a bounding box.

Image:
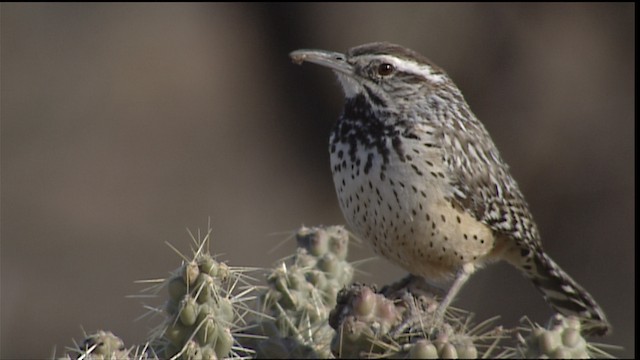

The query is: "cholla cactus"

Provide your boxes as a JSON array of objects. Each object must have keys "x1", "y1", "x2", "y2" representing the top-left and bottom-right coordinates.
[
  {"x1": 407, "y1": 336, "x2": 478, "y2": 359},
  {"x1": 516, "y1": 314, "x2": 616, "y2": 359},
  {"x1": 140, "y1": 226, "x2": 258, "y2": 359},
  {"x1": 327, "y1": 282, "x2": 500, "y2": 359},
  {"x1": 63, "y1": 330, "x2": 132, "y2": 360},
  {"x1": 241, "y1": 225, "x2": 354, "y2": 358},
  {"x1": 58, "y1": 223, "x2": 620, "y2": 360}
]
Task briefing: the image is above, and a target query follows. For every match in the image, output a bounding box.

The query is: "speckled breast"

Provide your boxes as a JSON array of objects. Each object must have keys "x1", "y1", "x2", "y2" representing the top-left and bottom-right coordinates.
[{"x1": 329, "y1": 133, "x2": 496, "y2": 282}]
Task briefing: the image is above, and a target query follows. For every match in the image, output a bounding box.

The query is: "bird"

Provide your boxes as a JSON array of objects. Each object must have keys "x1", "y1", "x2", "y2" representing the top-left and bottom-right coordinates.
[{"x1": 289, "y1": 42, "x2": 610, "y2": 336}]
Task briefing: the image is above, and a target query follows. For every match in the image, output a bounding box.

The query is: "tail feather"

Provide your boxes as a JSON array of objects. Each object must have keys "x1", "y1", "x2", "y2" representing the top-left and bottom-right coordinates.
[{"x1": 526, "y1": 251, "x2": 611, "y2": 336}]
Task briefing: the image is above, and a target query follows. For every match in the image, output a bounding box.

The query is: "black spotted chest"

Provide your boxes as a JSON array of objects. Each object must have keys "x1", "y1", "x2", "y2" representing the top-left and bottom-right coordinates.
[
  {"x1": 327, "y1": 95, "x2": 496, "y2": 278},
  {"x1": 329, "y1": 121, "x2": 434, "y2": 238},
  {"x1": 328, "y1": 96, "x2": 433, "y2": 253}
]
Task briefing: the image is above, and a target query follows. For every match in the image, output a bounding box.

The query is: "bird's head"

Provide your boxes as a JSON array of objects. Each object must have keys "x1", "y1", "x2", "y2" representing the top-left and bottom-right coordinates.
[{"x1": 290, "y1": 42, "x2": 454, "y2": 111}]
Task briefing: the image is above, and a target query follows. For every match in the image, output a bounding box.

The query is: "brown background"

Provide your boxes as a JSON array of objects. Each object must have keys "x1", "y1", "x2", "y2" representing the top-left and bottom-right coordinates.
[{"x1": 1, "y1": 3, "x2": 634, "y2": 358}]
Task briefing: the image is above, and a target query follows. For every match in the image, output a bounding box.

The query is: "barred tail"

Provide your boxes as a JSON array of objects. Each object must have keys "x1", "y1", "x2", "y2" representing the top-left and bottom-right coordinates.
[{"x1": 525, "y1": 251, "x2": 611, "y2": 336}]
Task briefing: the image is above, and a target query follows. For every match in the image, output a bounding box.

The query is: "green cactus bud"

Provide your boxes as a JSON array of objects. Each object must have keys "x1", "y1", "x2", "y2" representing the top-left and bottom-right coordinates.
[
  {"x1": 374, "y1": 299, "x2": 401, "y2": 330},
  {"x1": 200, "y1": 345, "x2": 218, "y2": 360},
  {"x1": 440, "y1": 342, "x2": 458, "y2": 359},
  {"x1": 183, "y1": 261, "x2": 200, "y2": 287},
  {"x1": 318, "y1": 253, "x2": 339, "y2": 277},
  {"x1": 216, "y1": 262, "x2": 230, "y2": 282},
  {"x1": 216, "y1": 298, "x2": 235, "y2": 325},
  {"x1": 353, "y1": 286, "x2": 376, "y2": 317},
  {"x1": 179, "y1": 296, "x2": 199, "y2": 327},
  {"x1": 214, "y1": 327, "x2": 234, "y2": 358},
  {"x1": 409, "y1": 340, "x2": 439, "y2": 359},
  {"x1": 287, "y1": 270, "x2": 309, "y2": 291},
  {"x1": 196, "y1": 315, "x2": 218, "y2": 345},
  {"x1": 165, "y1": 321, "x2": 190, "y2": 347},
  {"x1": 539, "y1": 330, "x2": 559, "y2": 354},
  {"x1": 327, "y1": 227, "x2": 349, "y2": 261},
  {"x1": 322, "y1": 282, "x2": 340, "y2": 308},
  {"x1": 80, "y1": 330, "x2": 126, "y2": 356},
  {"x1": 182, "y1": 340, "x2": 202, "y2": 360},
  {"x1": 561, "y1": 328, "x2": 581, "y2": 348},
  {"x1": 198, "y1": 255, "x2": 218, "y2": 277},
  {"x1": 456, "y1": 342, "x2": 478, "y2": 359},
  {"x1": 297, "y1": 226, "x2": 330, "y2": 256},
  {"x1": 296, "y1": 251, "x2": 318, "y2": 268},
  {"x1": 306, "y1": 269, "x2": 327, "y2": 289},
  {"x1": 194, "y1": 273, "x2": 214, "y2": 304}
]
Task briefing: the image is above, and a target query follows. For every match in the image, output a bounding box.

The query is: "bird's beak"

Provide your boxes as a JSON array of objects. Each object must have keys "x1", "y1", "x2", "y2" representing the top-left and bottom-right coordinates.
[{"x1": 289, "y1": 49, "x2": 353, "y2": 76}]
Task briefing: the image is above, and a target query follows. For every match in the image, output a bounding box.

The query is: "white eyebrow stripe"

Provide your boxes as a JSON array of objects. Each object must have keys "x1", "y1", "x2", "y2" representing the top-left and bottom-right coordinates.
[{"x1": 376, "y1": 55, "x2": 447, "y2": 84}]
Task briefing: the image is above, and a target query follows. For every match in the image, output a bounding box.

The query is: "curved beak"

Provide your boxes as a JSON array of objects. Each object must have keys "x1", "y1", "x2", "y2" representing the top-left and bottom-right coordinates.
[{"x1": 289, "y1": 49, "x2": 353, "y2": 76}]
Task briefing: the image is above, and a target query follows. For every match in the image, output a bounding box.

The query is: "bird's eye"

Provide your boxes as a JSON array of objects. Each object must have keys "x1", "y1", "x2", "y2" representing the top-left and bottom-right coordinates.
[{"x1": 377, "y1": 63, "x2": 395, "y2": 76}]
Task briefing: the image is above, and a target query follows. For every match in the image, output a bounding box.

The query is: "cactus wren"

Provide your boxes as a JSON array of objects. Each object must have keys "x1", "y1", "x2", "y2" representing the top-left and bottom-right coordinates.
[{"x1": 290, "y1": 42, "x2": 610, "y2": 336}]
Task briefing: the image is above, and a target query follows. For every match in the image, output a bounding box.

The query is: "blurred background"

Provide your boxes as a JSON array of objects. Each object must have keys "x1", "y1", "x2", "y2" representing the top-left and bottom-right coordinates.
[{"x1": 1, "y1": 3, "x2": 634, "y2": 358}]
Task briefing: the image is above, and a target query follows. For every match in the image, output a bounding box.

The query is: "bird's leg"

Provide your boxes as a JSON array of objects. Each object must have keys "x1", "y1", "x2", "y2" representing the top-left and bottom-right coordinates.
[
  {"x1": 388, "y1": 289, "x2": 421, "y2": 338},
  {"x1": 387, "y1": 275, "x2": 445, "y2": 337},
  {"x1": 432, "y1": 263, "x2": 475, "y2": 328}
]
